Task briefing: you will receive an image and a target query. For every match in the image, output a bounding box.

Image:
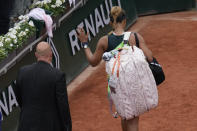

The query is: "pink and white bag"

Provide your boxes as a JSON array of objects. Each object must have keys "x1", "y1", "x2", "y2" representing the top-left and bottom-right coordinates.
[{"x1": 105, "y1": 32, "x2": 158, "y2": 120}]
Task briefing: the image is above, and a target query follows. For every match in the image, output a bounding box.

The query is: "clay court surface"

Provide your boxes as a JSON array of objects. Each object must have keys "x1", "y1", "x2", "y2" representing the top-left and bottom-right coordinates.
[{"x1": 68, "y1": 11, "x2": 197, "y2": 131}]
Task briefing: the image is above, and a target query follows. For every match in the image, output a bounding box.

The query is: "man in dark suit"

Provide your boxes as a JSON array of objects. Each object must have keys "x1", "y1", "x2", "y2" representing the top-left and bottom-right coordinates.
[{"x1": 15, "y1": 41, "x2": 72, "y2": 131}]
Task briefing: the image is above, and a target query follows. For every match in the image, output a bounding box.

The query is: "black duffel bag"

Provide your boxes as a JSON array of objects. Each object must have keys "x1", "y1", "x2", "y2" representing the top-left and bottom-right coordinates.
[
  {"x1": 134, "y1": 33, "x2": 165, "y2": 85},
  {"x1": 149, "y1": 57, "x2": 165, "y2": 85}
]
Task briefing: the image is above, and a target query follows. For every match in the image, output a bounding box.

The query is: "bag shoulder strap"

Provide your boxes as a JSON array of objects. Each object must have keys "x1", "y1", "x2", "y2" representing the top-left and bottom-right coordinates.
[
  {"x1": 134, "y1": 33, "x2": 140, "y2": 48},
  {"x1": 123, "y1": 32, "x2": 132, "y2": 40},
  {"x1": 123, "y1": 32, "x2": 132, "y2": 44}
]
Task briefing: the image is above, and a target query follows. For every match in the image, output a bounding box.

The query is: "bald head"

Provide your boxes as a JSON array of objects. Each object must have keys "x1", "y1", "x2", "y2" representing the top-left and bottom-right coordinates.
[{"x1": 35, "y1": 42, "x2": 52, "y2": 63}]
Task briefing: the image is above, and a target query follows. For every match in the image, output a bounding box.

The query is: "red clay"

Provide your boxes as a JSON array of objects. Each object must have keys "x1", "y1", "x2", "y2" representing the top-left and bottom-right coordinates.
[{"x1": 69, "y1": 11, "x2": 197, "y2": 131}]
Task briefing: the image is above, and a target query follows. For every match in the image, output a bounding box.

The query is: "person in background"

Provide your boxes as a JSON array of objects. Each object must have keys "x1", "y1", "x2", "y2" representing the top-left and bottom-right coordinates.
[
  {"x1": 77, "y1": 6, "x2": 153, "y2": 131},
  {"x1": 14, "y1": 41, "x2": 72, "y2": 131}
]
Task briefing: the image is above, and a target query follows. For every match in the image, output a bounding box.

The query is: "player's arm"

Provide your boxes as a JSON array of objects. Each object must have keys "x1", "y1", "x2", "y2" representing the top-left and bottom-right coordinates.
[
  {"x1": 83, "y1": 36, "x2": 108, "y2": 66},
  {"x1": 77, "y1": 27, "x2": 108, "y2": 67}
]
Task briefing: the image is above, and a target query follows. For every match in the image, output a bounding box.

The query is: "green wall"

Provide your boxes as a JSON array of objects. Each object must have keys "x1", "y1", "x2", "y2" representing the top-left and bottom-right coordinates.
[{"x1": 134, "y1": 0, "x2": 195, "y2": 15}]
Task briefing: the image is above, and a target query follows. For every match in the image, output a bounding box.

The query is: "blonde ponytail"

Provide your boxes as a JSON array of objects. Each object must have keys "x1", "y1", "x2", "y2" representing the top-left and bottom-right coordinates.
[{"x1": 110, "y1": 6, "x2": 126, "y2": 28}]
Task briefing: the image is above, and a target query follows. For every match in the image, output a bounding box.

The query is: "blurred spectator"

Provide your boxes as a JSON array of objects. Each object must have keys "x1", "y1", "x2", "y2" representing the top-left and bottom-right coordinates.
[
  {"x1": 10, "y1": 0, "x2": 33, "y2": 17},
  {"x1": 0, "y1": 0, "x2": 13, "y2": 35}
]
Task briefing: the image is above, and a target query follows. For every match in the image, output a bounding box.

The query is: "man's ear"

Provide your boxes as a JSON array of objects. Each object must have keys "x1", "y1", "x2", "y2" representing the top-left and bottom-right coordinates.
[
  {"x1": 49, "y1": 51, "x2": 53, "y2": 57},
  {"x1": 35, "y1": 52, "x2": 40, "y2": 59}
]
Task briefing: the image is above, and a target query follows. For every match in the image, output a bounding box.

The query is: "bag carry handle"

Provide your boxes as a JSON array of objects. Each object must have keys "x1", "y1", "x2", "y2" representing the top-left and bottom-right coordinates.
[
  {"x1": 134, "y1": 33, "x2": 140, "y2": 48},
  {"x1": 123, "y1": 32, "x2": 135, "y2": 51},
  {"x1": 123, "y1": 32, "x2": 132, "y2": 43}
]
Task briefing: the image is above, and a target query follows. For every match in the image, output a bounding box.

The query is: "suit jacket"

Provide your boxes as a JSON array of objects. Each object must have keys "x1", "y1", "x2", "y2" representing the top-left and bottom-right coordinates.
[{"x1": 15, "y1": 61, "x2": 72, "y2": 131}]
